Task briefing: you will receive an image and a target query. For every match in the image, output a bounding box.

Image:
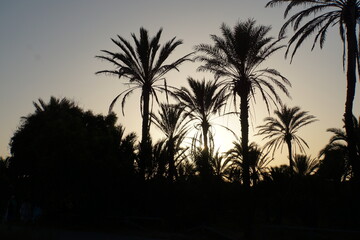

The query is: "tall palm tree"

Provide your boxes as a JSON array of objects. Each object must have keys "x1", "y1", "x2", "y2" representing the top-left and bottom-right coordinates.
[
  {"x1": 257, "y1": 105, "x2": 317, "y2": 169},
  {"x1": 266, "y1": 0, "x2": 360, "y2": 179},
  {"x1": 175, "y1": 77, "x2": 228, "y2": 153},
  {"x1": 151, "y1": 103, "x2": 188, "y2": 180},
  {"x1": 96, "y1": 28, "x2": 192, "y2": 179},
  {"x1": 195, "y1": 19, "x2": 291, "y2": 187}
]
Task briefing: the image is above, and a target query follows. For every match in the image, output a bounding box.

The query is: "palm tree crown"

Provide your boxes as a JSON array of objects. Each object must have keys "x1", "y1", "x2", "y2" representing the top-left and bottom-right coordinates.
[
  {"x1": 266, "y1": 0, "x2": 360, "y2": 62},
  {"x1": 195, "y1": 19, "x2": 291, "y2": 110},
  {"x1": 257, "y1": 105, "x2": 317, "y2": 168},
  {"x1": 195, "y1": 19, "x2": 291, "y2": 187}
]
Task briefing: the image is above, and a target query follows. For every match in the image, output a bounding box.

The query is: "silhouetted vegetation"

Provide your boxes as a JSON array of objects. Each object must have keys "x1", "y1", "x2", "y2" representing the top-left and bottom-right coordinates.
[
  {"x1": 257, "y1": 105, "x2": 317, "y2": 170},
  {"x1": 1, "y1": 13, "x2": 360, "y2": 239},
  {"x1": 96, "y1": 27, "x2": 193, "y2": 180},
  {"x1": 7, "y1": 97, "x2": 139, "y2": 220},
  {"x1": 195, "y1": 19, "x2": 291, "y2": 188},
  {"x1": 266, "y1": 0, "x2": 360, "y2": 181}
]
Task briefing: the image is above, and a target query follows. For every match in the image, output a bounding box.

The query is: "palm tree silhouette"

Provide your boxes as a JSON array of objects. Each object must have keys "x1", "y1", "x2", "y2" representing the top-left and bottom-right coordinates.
[
  {"x1": 322, "y1": 116, "x2": 360, "y2": 156},
  {"x1": 96, "y1": 28, "x2": 192, "y2": 179},
  {"x1": 175, "y1": 77, "x2": 228, "y2": 153},
  {"x1": 195, "y1": 19, "x2": 291, "y2": 187},
  {"x1": 225, "y1": 141, "x2": 272, "y2": 185},
  {"x1": 293, "y1": 154, "x2": 319, "y2": 177},
  {"x1": 257, "y1": 105, "x2": 317, "y2": 169},
  {"x1": 266, "y1": 0, "x2": 360, "y2": 179},
  {"x1": 319, "y1": 115, "x2": 360, "y2": 179},
  {"x1": 210, "y1": 150, "x2": 233, "y2": 181},
  {"x1": 151, "y1": 103, "x2": 188, "y2": 180}
]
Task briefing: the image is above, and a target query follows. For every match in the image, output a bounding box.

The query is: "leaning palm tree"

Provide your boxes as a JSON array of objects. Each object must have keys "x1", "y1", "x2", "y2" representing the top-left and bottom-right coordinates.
[
  {"x1": 257, "y1": 105, "x2": 317, "y2": 169},
  {"x1": 151, "y1": 103, "x2": 189, "y2": 180},
  {"x1": 195, "y1": 19, "x2": 291, "y2": 187},
  {"x1": 266, "y1": 0, "x2": 360, "y2": 179},
  {"x1": 175, "y1": 77, "x2": 228, "y2": 153},
  {"x1": 96, "y1": 28, "x2": 192, "y2": 179}
]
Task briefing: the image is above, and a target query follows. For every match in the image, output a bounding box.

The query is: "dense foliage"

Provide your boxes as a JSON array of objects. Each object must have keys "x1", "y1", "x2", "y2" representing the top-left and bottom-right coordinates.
[{"x1": 7, "y1": 97, "x2": 137, "y2": 217}]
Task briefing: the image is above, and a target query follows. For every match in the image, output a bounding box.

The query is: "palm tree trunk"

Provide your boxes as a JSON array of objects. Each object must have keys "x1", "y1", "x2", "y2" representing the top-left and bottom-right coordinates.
[
  {"x1": 286, "y1": 137, "x2": 293, "y2": 170},
  {"x1": 202, "y1": 122, "x2": 209, "y2": 153},
  {"x1": 240, "y1": 89, "x2": 253, "y2": 239},
  {"x1": 140, "y1": 86, "x2": 151, "y2": 180},
  {"x1": 345, "y1": 5, "x2": 359, "y2": 181},
  {"x1": 167, "y1": 140, "x2": 176, "y2": 181},
  {"x1": 199, "y1": 123, "x2": 212, "y2": 179},
  {"x1": 240, "y1": 93, "x2": 250, "y2": 188}
]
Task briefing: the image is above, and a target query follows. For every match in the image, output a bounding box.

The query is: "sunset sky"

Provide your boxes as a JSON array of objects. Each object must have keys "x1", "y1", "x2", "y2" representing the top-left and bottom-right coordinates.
[{"x1": 1, "y1": 0, "x2": 359, "y2": 166}]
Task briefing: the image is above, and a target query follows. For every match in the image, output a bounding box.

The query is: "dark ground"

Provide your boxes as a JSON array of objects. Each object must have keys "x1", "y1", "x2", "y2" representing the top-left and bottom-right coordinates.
[{"x1": 2, "y1": 222, "x2": 360, "y2": 240}]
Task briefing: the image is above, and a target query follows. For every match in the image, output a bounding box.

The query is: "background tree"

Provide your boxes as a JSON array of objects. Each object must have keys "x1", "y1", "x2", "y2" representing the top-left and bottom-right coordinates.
[
  {"x1": 195, "y1": 19, "x2": 291, "y2": 187},
  {"x1": 257, "y1": 105, "x2": 317, "y2": 169},
  {"x1": 318, "y1": 116, "x2": 360, "y2": 180},
  {"x1": 96, "y1": 27, "x2": 192, "y2": 179},
  {"x1": 318, "y1": 148, "x2": 349, "y2": 182},
  {"x1": 0, "y1": 156, "x2": 11, "y2": 218},
  {"x1": 117, "y1": 126, "x2": 138, "y2": 179},
  {"x1": 175, "y1": 77, "x2": 227, "y2": 153},
  {"x1": 209, "y1": 150, "x2": 233, "y2": 182},
  {"x1": 266, "y1": 0, "x2": 360, "y2": 179},
  {"x1": 225, "y1": 141, "x2": 272, "y2": 185},
  {"x1": 175, "y1": 77, "x2": 228, "y2": 178},
  {"x1": 292, "y1": 154, "x2": 319, "y2": 177},
  {"x1": 263, "y1": 164, "x2": 292, "y2": 183},
  {"x1": 151, "y1": 103, "x2": 188, "y2": 180}
]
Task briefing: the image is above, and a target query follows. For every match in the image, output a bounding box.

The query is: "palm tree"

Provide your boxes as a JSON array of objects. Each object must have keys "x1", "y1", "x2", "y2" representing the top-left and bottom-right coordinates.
[
  {"x1": 266, "y1": 0, "x2": 360, "y2": 179},
  {"x1": 195, "y1": 19, "x2": 291, "y2": 187},
  {"x1": 96, "y1": 28, "x2": 192, "y2": 179},
  {"x1": 151, "y1": 103, "x2": 188, "y2": 180},
  {"x1": 321, "y1": 116, "x2": 360, "y2": 156},
  {"x1": 257, "y1": 105, "x2": 317, "y2": 169},
  {"x1": 319, "y1": 115, "x2": 360, "y2": 180},
  {"x1": 210, "y1": 150, "x2": 233, "y2": 181},
  {"x1": 225, "y1": 141, "x2": 272, "y2": 185},
  {"x1": 248, "y1": 144, "x2": 273, "y2": 185},
  {"x1": 293, "y1": 154, "x2": 319, "y2": 176},
  {"x1": 175, "y1": 77, "x2": 228, "y2": 153}
]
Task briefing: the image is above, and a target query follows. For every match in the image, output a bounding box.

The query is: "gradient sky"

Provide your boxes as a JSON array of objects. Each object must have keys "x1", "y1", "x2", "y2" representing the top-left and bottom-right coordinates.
[{"x1": 1, "y1": 0, "x2": 359, "y2": 166}]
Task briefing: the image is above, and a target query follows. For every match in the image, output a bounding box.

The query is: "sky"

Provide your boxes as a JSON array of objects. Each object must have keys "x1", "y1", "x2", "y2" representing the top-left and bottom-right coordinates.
[{"x1": 0, "y1": 0, "x2": 359, "y2": 166}]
